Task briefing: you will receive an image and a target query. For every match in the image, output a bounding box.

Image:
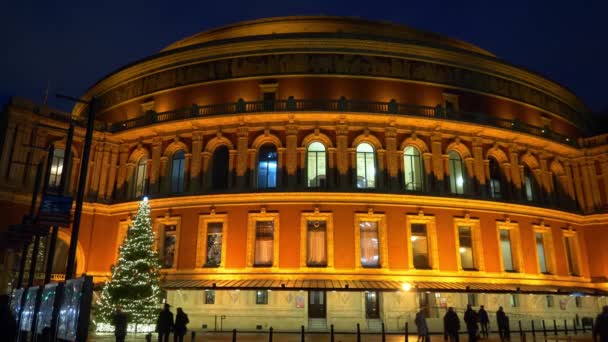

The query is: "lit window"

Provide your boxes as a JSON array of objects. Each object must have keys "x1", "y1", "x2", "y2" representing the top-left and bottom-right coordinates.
[
  {"x1": 171, "y1": 151, "x2": 186, "y2": 193},
  {"x1": 359, "y1": 221, "x2": 379, "y2": 267},
  {"x1": 254, "y1": 221, "x2": 274, "y2": 266},
  {"x1": 256, "y1": 290, "x2": 269, "y2": 305},
  {"x1": 161, "y1": 225, "x2": 177, "y2": 268},
  {"x1": 257, "y1": 144, "x2": 277, "y2": 189},
  {"x1": 204, "y1": 290, "x2": 215, "y2": 304},
  {"x1": 133, "y1": 156, "x2": 148, "y2": 198},
  {"x1": 467, "y1": 293, "x2": 477, "y2": 307},
  {"x1": 488, "y1": 158, "x2": 502, "y2": 199},
  {"x1": 356, "y1": 143, "x2": 376, "y2": 189},
  {"x1": 448, "y1": 150, "x2": 466, "y2": 194},
  {"x1": 546, "y1": 295, "x2": 554, "y2": 308},
  {"x1": 205, "y1": 222, "x2": 223, "y2": 267},
  {"x1": 523, "y1": 166, "x2": 536, "y2": 202},
  {"x1": 403, "y1": 146, "x2": 424, "y2": 191},
  {"x1": 211, "y1": 146, "x2": 229, "y2": 190},
  {"x1": 306, "y1": 220, "x2": 327, "y2": 267},
  {"x1": 575, "y1": 296, "x2": 583, "y2": 308},
  {"x1": 509, "y1": 294, "x2": 519, "y2": 307},
  {"x1": 411, "y1": 224, "x2": 430, "y2": 269},
  {"x1": 48, "y1": 148, "x2": 65, "y2": 189},
  {"x1": 458, "y1": 226, "x2": 476, "y2": 270},
  {"x1": 499, "y1": 229, "x2": 515, "y2": 272},
  {"x1": 307, "y1": 142, "x2": 327, "y2": 188},
  {"x1": 535, "y1": 232, "x2": 548, "y2": 274},
  {"x1": 564, "y1": 236, "x2": 579, "y2": 276}
]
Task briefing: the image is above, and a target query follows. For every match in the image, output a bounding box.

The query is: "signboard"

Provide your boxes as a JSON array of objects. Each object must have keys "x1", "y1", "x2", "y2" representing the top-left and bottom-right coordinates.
[
  {"x1": 38, "y1": 194, "x2": 73, "y2": 226},
  {"x1": 56, "y1": 276, "x2": 93, "y2": 342},
  {"x1": 36, "y1": 282, "x2": 63, "y2": 337}
]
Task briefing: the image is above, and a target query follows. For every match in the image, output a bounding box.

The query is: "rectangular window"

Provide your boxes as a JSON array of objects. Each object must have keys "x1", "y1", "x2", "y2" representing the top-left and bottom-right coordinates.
[
  {"x1": 575, "y1": 296, "x2": 583, "y2": 308},
  {"x1": 509, "y1": 294, "x2": 519, "y2": 307},
  {"x1": 360, "y1": 221, "x2": 379, "y2": 267},
  {"x1": 254, "y1": 221, "x2": 274, "y2": 266},
  {"x1": 256, "y1": 290, "x2": 269, "y2": 305},
  {"x1": 535, "y1": 232, "x2": 548, "y2": 274},
  {"x1": 204, "y1": 290, "x2": 215, "y2": 304},
  {"x1": 306, "y1": 220, "x2": 327, "y2": 266},
  {"x1": 546, "y1": 295, "x2": 554, "y2": 308},
  {"x1": 205, "y1": 222, "x2": 223, "y2": 267},
  {"x1": 467, "y1": 293, "x2": 477, "y2": 307},
  {"x1": 564, "y1": 236, "x2": 579, "y2": 276},
  {"x1": 499, "y1": 229, "x2": 515, "y2": 272},
  {"x1": 411, "y1": 223, "x2": 430, "y2": 269},
  {"x1": 458, "y1": 226, "x2": 475, "y2": 270},
  {"x1": 162, "y1": 225, "x2": 177, "y2": 268}
]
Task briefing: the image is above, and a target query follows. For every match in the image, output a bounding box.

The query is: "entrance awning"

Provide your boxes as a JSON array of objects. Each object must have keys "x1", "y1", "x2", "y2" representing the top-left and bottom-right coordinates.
[{"x1": 161, "y1": 279, "x2": 608, "y2": 296}]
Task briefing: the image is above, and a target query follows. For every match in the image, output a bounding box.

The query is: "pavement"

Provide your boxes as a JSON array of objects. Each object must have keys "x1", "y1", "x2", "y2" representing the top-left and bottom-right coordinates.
[{"x1": 90, "y1": 331, "x2": 594, "y2": 341}]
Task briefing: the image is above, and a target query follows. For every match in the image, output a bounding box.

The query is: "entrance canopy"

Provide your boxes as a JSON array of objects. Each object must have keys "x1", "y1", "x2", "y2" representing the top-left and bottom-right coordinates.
[{"x1": 161, "y1": 279, "x2": 608, "y2": 296}]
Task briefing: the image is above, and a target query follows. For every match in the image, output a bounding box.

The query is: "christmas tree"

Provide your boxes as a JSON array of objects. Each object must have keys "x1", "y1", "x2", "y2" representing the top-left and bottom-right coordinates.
[{"x1": 96, "y1": 197, "x2": 162, "y2": 332}]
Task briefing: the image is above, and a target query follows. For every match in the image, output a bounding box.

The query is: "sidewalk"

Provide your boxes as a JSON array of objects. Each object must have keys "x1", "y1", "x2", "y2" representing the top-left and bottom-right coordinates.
[{"x1": 90, "y1": 331, "x2": 594, "y2": 341}]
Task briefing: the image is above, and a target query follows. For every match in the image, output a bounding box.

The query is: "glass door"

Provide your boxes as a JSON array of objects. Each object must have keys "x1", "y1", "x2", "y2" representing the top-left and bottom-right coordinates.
[{"x1": 308, "y1": 291, "x2": 326, "y2": 318}]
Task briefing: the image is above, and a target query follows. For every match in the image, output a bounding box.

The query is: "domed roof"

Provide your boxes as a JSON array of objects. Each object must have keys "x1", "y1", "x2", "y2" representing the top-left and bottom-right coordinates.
[{"x1": 161, "y1": 16, "x2": 495, "y2": 57}]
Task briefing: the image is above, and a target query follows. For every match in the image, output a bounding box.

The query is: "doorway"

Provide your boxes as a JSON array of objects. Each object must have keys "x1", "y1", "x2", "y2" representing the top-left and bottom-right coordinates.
[
  {"x1": 308, "y1": 291, "x2": 326, "y2": 318},
  {"x1": 365, "y1": 291, "x2": 380, "y2": 319}
]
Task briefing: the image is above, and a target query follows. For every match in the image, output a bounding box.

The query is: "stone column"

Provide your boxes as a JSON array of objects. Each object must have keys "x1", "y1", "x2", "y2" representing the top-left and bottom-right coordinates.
[
  {"x1": 248, "y1": 149, "x2": 257, "y2": 188},
  {"x1": 430, "y1": 135, "x2": 444, "y2": 193},
  {"x1": 116, "y1": 145, "x2": 130, "y2": 199},
  {"x1": 285, "y1": 125, "x2": 298, "y2": 189},
  {"x1": 472, "y1": 139, "x2": 485, "y2": 195},
  {"x1": 297, "y1": 147, "x2": 306, "y2": 188},
  {"x1": 579, "y1": 159, "x2": 595, "y2": 210},
  {"x1": 464, "y1": 157, "x2": 475, "y2": 194},
  {"x1": 160, "y1": 156, "x2": 169, "y2": 194},
  {"x1": 422, "y1": 153, "x2": 432, "y2": 191},
  {"x1": 277, "y1": 147, "x2": 286, "y2": 187},
  {"x1": 189, "y1": 131, "x2": 203, "y2": 192},
  {"x1": 9, "y1": 123, "x2": 31, "y2": 184},
  {"x1": 89, "y1": 143, "x2": 104, "y2": 198},
  {"x1": 384, "y1": 127, "x2": 398, "y2": 191},
  {"x1": 377, "y1": 149, "x2": 386, "y2": 190},
  {"x1": 336, "y1": 124, "x2": 349, "y2": 190},
  {"x1": 236, "y1": 127, "x2": 249, "y2": 189},
  {"x1": 0, "y1": 120, "x2": 17, "y2": 183},
  {"x1": 97, "y1": 143, "x2": 112, "y2": 200},
  {"x1": 148, "y1": 137, "x2": 162, "y2": 194},
  {"x1": 327, "y1": 147, "x2": 337, "y2": 188},
  {"x1": 228, "y1": 149, "x2": 237, "y2": 188},
  {"x1": 586, "y1": 159, "x2": 602, "y2": 209},
  {"x1": 571, "y1": 161, "x2": 587, "y2": 211},
  {"x1": 508, "y1": 145, "x2": 522, "y2": 199}
]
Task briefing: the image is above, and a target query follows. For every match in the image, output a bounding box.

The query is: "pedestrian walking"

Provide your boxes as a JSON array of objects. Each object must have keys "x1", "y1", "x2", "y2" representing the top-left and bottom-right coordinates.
[
  {"x1": 444, "y1": 307, "x2": 461, "y2": 342},
  {"x1": 464, "y1": 304, "x2": 478, "y2": 342},
  {"x1": 0, "y1": 295, "x2": 17, "y2": 342},
  {"x1": 496, "y1": 306, "x2": 509, "y2": 341},
  {"x1": 156, "y1": 303, "x2": 174, "y2": 342},
  {"x1": 415, "y1": 307, "x2": 430, "y2": 342},
  {"x1": 173, "y1": 307, "x2": 189, "y2": 342},
  {"x1": 112, "y1": 306, "x2": 128, "y2": 342},
  {"x1": 594, "y1": 305, "x2": 608, "y2": 342},
  {"x1": 478, "y1": 305, "x2": 489, "y2": 338}
]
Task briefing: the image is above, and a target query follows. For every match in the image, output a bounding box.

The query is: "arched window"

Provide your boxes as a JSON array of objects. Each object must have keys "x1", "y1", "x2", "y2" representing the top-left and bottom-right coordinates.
[
  {"x1": 523, "y1": 166, "x2": 536, "y2": 202},
  {"x1": 211, "y1": 146, "x2": 229, "y2": 190},
  {"x1": 307, "y1": 142, "x2": 326, "y2": 188},
  {"x1": 488, "y1": 158, "x2": 502, "y2": 199},
  {"x1": 448, "y1": 150, "x2": 466, "y2": 194},
  {"x1": 48, "y1": 148, "x2": 65, "y2": 189},
  {"x1": 257, "y1": 144, "x2": 277, "y2": 188},
  {"x1": 171, "y1": 151, "x2": 186, "y2": 193},
  {"x1": 403, "y1": 146, "x2": 424, "y2": 191},
  {"x1": 356, "y1": 143, "x2": 376, "y2": 189},
  {"x1": 132, "y1": 156, "x2": 148, "y2": 198}
]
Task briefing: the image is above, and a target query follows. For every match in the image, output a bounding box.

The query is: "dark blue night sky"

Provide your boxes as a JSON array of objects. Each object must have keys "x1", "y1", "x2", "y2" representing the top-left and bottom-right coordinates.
[{"x1": 1, "y1": 0, "x2": 607, "y2": 118}]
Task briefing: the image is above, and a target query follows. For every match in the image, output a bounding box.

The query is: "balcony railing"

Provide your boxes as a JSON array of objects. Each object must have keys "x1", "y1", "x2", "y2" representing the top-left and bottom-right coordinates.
[{"x1": 107, "y1": 97, "x2": 578, "y2": 147}]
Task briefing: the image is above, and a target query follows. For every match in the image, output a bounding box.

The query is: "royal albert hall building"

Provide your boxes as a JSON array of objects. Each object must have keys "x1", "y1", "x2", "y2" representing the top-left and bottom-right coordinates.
[{"x1": 1, "y1": 16, "x2": 608, "y2": 332}]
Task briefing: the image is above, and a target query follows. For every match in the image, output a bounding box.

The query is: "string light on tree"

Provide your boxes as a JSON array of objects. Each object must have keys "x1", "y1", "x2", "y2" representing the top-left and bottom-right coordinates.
[{"x1": 96, "y1": 197, "x2": 161, "y2": 333}]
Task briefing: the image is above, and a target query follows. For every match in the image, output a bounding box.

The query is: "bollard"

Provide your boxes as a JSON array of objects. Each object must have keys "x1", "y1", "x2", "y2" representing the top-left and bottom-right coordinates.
[
  {"x1": 553, "y1": 319, "x2": 558, "y2": 336},
  {"x1": 542, "y1": 320, "x2": 547, "y2": 336},
  {"x1": 382, "y1": 321, "x2": 386, "y2": 342},
  {"x1": 573, "y1": 318, "x2": 578, "y2": 335},
  {"x1": 405, "y1": 321, "x2": 409, "y2": 342},
  {"x1": 232, "y1": 328, "x2": 237, "y2": 342},
  {"x1": 357, "y1": 323, "x2": 361, "y2": 342},
  {"x1": 531, "y1": 320, "x2": 536, "y2": 337},
  {"x1": 564, "y1": 319, "x2": 568, "y2": 335},
  {"x1": 191, "y1": 331, "x2": 196, "y2": 342},
  {"x1": 145, "y1": 333, "x2": 152, "y2": 342},
  {"x1": 269, "y1": 327, "x2": 274, "y2": 342},
  {"x1": 301, "y1": 325, "x2": 305, "y2": 342},
  {"x1": 331, "y1": 324, "x2": 335, "y2": 342}
]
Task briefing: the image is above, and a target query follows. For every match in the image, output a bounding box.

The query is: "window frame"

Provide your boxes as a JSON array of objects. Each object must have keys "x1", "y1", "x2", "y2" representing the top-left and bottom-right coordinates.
[
  {"x1": 247, "y1": 211, "x2": 280, "y2": 268},
  {"x1": 453, "y1": 217, "x2": 484, "y2": 272},
  {"x1": 154, "y1": 216, "x2": 181, "y2": 271},
  {"x1": 204, "y1": 290, "x2": 215, "y2": 304},
  {"x1": 48, "y1": 148, "x2": 65, "y2": 189},
  {"x1": 496, "y1": 220, "x2": 523, "y2": 273},
  {"x1": 406, "y1": 213, "x2": 439, "y2": 270},
  {"x1": 562, "y1": 229, "x2": 581, "y2": 277},
  {"x1": 256, "y1": 290, "x2": 269, "y2": 305},
  {"x1": 488, "y1": 157, "x2": 502, "y2": 199},
  {"x1": 448, "y1": 150, "x2": 466, "y2": 194},
  {"x1": 132, "y1": 156, "x2": 149, "y2": 198},
  {"x1": 171, "y1": 150, "x2": 186, "y2": 193},
  {"x1": 196, "y1": 213, "x2": 228, "y2": 269},
  {"x1": 355, "y1": 142, "x2": 376, "y2": 189},
  {"x1": 532, "y1": 224, "x2": 556, "y2": 275},
  {"x1": 306, "y1": 141, "x2": 327, "y2": 188},
  {"x1": 300, "y1": 211, "x2": 334, "y2": 269},
  {"x1": 354, "y1": 211, "x2": 388, "y2": 269},
  {"x1": 257, "y1": 144, "x2": 278, "y2": 189},
  {"x1": 403, "y1": 145, "x2": 424, "y2": 191}
]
